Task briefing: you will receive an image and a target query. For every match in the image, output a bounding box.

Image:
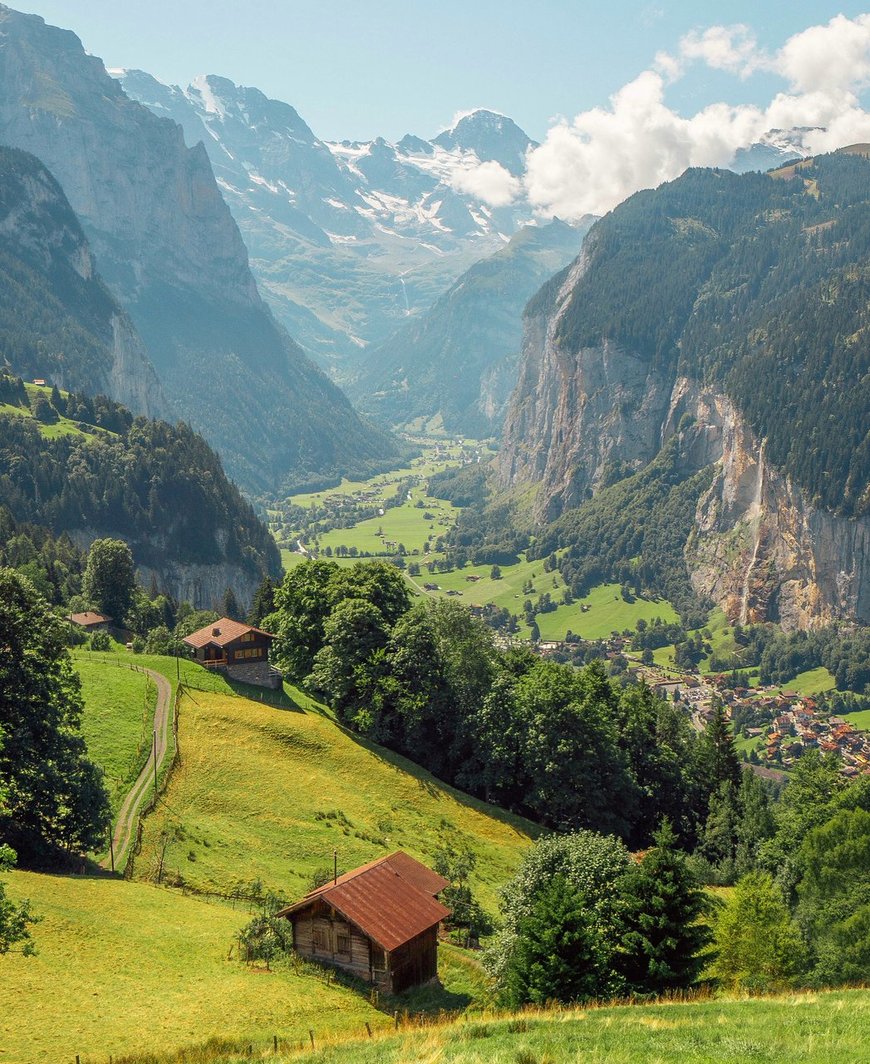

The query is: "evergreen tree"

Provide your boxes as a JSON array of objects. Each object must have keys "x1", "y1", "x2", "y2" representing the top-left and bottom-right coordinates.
[
  {"x1": 221, "y1": 586, "x2": 242, "y2": 621},
  {"x1": 504, "y1": 876, "x2": 610, "y2": 1006},
  {"x1": 615, "y1": 820, "x2": 711, "y2": 993},
  {"x1": 711, "y1": 871, "x2": 805, "y2": 992},
  {"x1": 247, "y1": 576, "x2": 277, "y2": 627},
  {"x1": 697, "y1": 704, "x2": 741, "y2": 802}
]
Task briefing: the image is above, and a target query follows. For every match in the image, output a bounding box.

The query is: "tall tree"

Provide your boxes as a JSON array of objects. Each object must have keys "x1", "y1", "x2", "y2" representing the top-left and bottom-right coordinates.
[
  {"x1": 82, "y1": 538, "x2": 135, "y2": 622},
  {"x1": 247, "y1": 576, "x2": 277, "y2": 627},
  {"x1": 0, "y1": 569, "x2": 109, "y2": 864},
  {"x1": 504, "y1": 876, "x2": 610, "y2": 1006},
  {"x1": 615, "y1": 820, "x2": 711, "y2": 994},
  {"x1": 697, "y1": 703, "x2": 741, "y2": 804},
  {"x1": 710, "y1": 871, "x2": 805, "y2": 992}
]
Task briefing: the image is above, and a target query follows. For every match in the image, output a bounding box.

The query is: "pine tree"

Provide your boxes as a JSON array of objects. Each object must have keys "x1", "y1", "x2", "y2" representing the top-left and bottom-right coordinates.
[
  {"x1": 698, "y1": 703, "x2": 741, "y2": 800},
  {"x1": 247, "y1": 576, "x2": 276, "y2": 627},
  {"x1": 221, "y1": 586, "x2": 242, "y2": 621},
  {"x1": 615, "y1": 820, "x2": 712, "y2": 994},
  {"x1": 504, "y1": 875, "x2": 610, "y2": 1006}
]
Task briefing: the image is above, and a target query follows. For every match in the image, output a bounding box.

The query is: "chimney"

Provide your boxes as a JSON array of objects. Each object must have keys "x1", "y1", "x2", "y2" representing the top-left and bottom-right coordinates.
[
  {"x1": 212, "y1": 627, "x2": 221, "y2": 636},
  {"x1": 334, "y1": 849, "x2": 338, "y2": 885}
]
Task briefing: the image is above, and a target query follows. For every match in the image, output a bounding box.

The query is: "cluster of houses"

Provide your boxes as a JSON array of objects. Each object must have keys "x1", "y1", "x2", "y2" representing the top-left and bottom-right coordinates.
[{"x1": 759, "y1": 704, "x2": 870, "y2": 775}]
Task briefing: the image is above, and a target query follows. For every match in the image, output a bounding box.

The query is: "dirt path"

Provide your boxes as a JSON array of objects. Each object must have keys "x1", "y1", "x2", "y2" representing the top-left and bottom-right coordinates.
[{"x1": 101, "y1": 667, "x2": 172, "y2": 872}]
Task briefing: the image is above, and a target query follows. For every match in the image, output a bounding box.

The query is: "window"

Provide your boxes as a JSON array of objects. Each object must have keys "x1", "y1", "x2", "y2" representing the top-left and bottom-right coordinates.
[
  {"x1": 312, "y1": 924, "x2": 328, "y2": 952},
  {"x1": 336, "y1": 933, "x2": 351, "y2": 957},
  {"x1": 371, "y1": 947, "x2": 387, "y2": 973},
  {"x1": 241, "y1": 632, "x2": 254, "y2": 643}
]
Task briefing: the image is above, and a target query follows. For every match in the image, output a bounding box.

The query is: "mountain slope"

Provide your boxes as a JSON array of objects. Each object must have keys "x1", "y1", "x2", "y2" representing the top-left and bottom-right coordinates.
[
  {"x1": 499, "y1": 150, "x2": 870, "y2": 629},
  {"x1": 0, "y1": 146, "x2": 165, "y2": 416},
  {"x1": 116, "y1": 71, "x2": 539, "y2": 368},
  {"x1": 0, "y1": 5, "x2": 399, "y2": 493},
  {"x1": 350, "y1": 219, "x2": 588, "y2": 434},
  {"x1": 0, "y1": 376, "x2": 280, "y2": 606}
]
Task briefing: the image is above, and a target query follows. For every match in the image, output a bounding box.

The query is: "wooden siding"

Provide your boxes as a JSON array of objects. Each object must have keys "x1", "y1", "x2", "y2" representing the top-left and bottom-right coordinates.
[{"x1": 290, "y1": 899, "x2": 438, "y2": 992}]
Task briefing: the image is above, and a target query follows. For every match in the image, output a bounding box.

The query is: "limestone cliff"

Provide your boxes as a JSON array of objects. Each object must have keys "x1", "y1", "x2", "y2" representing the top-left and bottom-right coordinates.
[
  {"x1": 499, "y1": 159, "x2": 870, "y2": 630},
  {"x1": 0, "y1": 146, "x2": 165, "y2": 414}
]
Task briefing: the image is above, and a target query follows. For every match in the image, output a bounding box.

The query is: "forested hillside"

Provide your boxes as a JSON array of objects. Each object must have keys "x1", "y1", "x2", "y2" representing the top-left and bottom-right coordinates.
[
  {"x1": 551, "y1": 151, "x2": 870, "y2": 517},
  {"x1": 499, "y1": 149, "x2": 870, "y2": 628},
  {"x1": 0, "y1": 377, "x2": 280, "y2": 603}
]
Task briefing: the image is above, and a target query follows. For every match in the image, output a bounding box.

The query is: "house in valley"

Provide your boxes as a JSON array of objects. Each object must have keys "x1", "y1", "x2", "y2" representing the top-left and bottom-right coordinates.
[
  {"x1": 182, "y1": 617, "x2": 282, "y2": 689},
  {"x1": 276, "y1": 852, "x2": 450, "y2": 993}
]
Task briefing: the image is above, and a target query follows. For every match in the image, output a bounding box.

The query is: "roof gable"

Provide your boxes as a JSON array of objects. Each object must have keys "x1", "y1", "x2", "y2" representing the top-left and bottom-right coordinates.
[
  {"x1": 278, "y1": 852, "x2": 450, "y2": 952},
  {"x1": 182, "y1": 617, "x2": 275, "y2": 649}
]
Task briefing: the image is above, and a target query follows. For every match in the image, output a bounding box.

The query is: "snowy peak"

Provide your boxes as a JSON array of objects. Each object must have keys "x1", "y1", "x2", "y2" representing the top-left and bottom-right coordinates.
[
  {"x1": 730, "y1": 127, "x2": 815, "y2": 173},
  {"x1": 432, "y1": 109, "x2": 536, "y2": 176}
]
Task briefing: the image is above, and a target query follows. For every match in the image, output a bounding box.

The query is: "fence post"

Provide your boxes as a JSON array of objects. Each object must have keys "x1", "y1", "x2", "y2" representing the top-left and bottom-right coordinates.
[{"x1": 309, "y1": 1029, "x2": 315, "y2": 1049}]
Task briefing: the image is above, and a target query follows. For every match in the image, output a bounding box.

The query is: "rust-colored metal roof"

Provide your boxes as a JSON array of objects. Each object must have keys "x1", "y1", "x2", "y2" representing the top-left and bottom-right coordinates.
[
  {"x1": 277, "y1": 852, "x2": 450, "y2": 953},
  {"x1": 67, "y1": 611, "x2": 112, "y2": 627},
  {"x1": 182, "y1": 617, "x2": 275, "y2": 649}
]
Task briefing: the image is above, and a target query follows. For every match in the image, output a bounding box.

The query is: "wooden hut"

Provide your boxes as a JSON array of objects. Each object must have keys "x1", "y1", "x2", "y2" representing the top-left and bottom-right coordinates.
[{"x1": 276, "y1": 852, "x2": 450, "y2": 992}]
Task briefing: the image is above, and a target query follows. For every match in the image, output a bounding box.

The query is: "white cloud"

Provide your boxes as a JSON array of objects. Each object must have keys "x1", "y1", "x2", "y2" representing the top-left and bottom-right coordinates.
[
  {"x1": 525, "y1": 14, "x2": 870, "y2": 220},
  {"x1": 680, "y1": 24, "x2": 765, "y2": 78},
  {"x1": 448, "y1": 158, "x2": 520, "y2": 207}
]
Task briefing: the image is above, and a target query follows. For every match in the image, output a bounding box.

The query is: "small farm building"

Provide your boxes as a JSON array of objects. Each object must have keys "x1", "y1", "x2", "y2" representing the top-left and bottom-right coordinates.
[
  {"x1": 182, "y1": 617, "x2": 282, "y2": 689},
  {"x1": 67, "y1": 611, "x2": 112, "y2": 632},
  {"x1": 277, "y1": 852, "x2": 450, "y2": 993}
]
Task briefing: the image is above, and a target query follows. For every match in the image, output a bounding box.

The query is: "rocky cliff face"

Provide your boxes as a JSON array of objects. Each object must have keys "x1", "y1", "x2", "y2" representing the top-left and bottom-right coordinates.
[
  {"x1": 0, "y1": 6, "x2": 399, "y2": 493},
  {"x1": 499, "y1": 168, "x2": 870, "y2": 630},
  {"x1": 0, "y1": 145, "x2": 166, "y2": 413}
]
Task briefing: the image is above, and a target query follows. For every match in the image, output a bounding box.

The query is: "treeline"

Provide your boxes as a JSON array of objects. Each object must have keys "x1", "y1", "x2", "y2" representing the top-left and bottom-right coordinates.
[
  {"x1": 555, "y1": 154, "x2": 870, "y2": 516},
  {"x1": 0, "y1": 376, "x2": 280, "y2": 578},
  {"x1": 270, "y1": 561, "x2": 738, "y2": 849},
  {"x1": 485, "y1": 754, "x2": 869, "y2": 1004},
  {"x1": 709, "y1": 623, "x2": 870, "y2": 693}
]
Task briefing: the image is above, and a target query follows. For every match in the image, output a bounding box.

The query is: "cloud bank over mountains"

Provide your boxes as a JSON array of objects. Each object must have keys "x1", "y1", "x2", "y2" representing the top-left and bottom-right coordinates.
[{"x1": 523, "y1": 14, "x2": 870, "y2": 220}]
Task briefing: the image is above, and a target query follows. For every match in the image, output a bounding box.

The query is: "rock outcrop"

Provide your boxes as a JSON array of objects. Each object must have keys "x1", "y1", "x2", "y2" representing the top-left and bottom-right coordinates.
[{"x1": 498, "y1": 160, "x2": 870, "y2": 630}]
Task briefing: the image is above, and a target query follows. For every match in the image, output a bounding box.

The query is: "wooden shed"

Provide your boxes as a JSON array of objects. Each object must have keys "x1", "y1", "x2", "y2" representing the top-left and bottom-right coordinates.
[{"x1": 276, "y1": 852, "x2": 450, "y2": 993}]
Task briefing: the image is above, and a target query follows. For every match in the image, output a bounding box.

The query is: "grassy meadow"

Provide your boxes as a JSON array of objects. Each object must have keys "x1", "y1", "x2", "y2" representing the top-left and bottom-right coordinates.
[
  {"x1": 0, "y1": 871, "x2": 388, "y2": 1064},
  {"x1": 76, "y1": 657, "x2": 156, "y2": 814},
  {"x1": 97, "y1": 989, "x2": 870, "y2": 1064},
  {"x1": 132, "y1": 681, "x2": 538, "y2": 912}
]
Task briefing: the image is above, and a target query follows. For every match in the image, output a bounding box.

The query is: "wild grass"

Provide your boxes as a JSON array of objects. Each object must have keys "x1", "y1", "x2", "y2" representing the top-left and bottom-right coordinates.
[
  {"x1": 70, "y1": 989, "x2": 870, "y2": 1064},
  {"x1": 0, "y1": 871, "x2": 386, "y2": 1064},
  {"x1": 75, "y1": 657, "x2": 157, "y2": 815},
  {"x1": 133, "y1": 685, "x2": 538, "y2": 911}
]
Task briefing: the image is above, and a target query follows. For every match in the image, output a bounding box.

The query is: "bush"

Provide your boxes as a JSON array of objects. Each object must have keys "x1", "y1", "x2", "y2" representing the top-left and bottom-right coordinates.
[{"x1": 88, "y1": 630, "x2": 111, "y2": 651}]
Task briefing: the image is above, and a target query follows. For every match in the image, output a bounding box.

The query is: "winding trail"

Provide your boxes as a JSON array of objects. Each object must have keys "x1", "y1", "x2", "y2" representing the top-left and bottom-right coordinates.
[{"x1": 101, "y1": 667, "x2": 172, "y2": 872}]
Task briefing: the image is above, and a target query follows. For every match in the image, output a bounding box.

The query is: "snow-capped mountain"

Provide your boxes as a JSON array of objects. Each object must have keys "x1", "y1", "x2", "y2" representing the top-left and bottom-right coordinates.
[
  {"x1": 730, "y1": 128, "x2": 814, "y2": 173},
  {"x1": 115, "y1": 70, "x2": 538, "y2": 368}
]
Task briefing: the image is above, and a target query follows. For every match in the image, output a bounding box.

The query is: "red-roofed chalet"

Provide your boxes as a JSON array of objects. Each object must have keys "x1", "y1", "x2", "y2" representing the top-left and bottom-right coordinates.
[{"x1": 276, "y1": 852, "x2": 450, "y2": 992}]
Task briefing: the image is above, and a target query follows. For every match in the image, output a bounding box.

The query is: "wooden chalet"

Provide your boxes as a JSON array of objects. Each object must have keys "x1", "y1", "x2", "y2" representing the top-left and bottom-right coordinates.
[
  {"x1": 182, "y1": 617, "x2": 281, "y2": 689},
  {"x1": 277, "y1": 852, "x2": 450, "y2": 993}
]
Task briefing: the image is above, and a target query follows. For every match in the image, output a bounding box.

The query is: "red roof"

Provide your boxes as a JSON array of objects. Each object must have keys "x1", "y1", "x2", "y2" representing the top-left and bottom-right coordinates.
[
  {"x1": 182, "y1": 617, "x2": 274, "y2": 649},
  {"x1": 278, "y1": 852, "x2": 450, "y2": 952},
  {"x1": 68, "y1": 611, "x2": 112, "y2": 627}
]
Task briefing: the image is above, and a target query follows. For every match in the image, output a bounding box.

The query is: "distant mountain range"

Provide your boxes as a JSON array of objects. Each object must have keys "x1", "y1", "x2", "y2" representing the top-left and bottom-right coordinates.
[
  {"x1": 0, "y1": 4, "x2": 399, "y2": 494},
  {"x1": 116, "y1": 71, "x2": 541, "y2": 369},
  {"x1": 349, "y1": 219, "x2": 589, "y2": 436}
]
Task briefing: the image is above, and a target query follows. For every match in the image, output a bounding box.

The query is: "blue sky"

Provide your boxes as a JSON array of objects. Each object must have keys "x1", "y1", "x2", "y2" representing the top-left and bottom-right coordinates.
[{"x1": 17, "y1": 2, "x2": 870, "y2": 142}]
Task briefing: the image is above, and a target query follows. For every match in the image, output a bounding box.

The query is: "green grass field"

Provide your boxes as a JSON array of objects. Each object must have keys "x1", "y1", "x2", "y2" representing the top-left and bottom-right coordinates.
[
  {"x1": 0, "y1": 871, "x2": 389, "y2": 1064},
  {"x1": 844, "y1": 708, "x2": 870, "y2": 731},
  {"x1": 315, "y1": 491, "x2": 458, "y2": 556},
  {"x1": 133, "y1": 683, "x2": 538, "y2": 912},
  {"x1": 265, "y1": 989, "x2": 870, "y2": 1064},
  {"x1": 777, "y1": 667, "x2": 837, "y2": 696},
  {"x1": 75, "y1": 657, "x2": 156, "y2": 815}
]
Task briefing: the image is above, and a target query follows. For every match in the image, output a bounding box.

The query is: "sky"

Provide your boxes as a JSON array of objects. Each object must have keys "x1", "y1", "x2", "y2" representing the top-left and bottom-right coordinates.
[{"x1": 15, "y1": 2, "x2": 870, "y2": 217}]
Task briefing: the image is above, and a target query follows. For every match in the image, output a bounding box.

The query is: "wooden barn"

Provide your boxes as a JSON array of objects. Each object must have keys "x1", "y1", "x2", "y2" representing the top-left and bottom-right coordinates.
[
  {"x1": 277, "y1": 852, "x2": 450, "y2": 993},
  {"x1": 182, "y1": 617, "x2": 282, "y2": 689}
]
